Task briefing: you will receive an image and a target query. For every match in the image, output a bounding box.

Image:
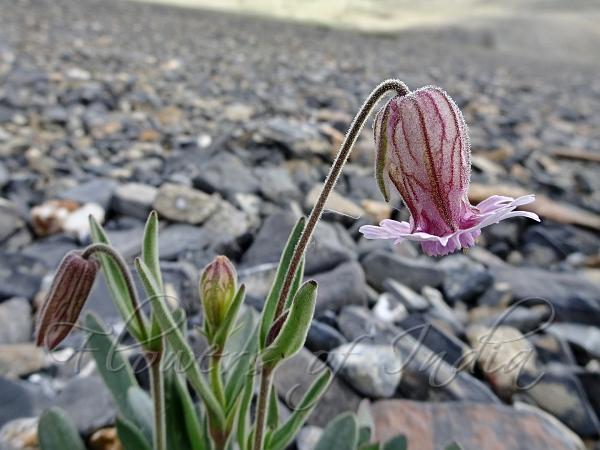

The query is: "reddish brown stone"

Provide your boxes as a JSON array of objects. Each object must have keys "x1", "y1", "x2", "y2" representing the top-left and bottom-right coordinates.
[{"x1": 371, "y1": 400, "x2": 584, "y2": 450}]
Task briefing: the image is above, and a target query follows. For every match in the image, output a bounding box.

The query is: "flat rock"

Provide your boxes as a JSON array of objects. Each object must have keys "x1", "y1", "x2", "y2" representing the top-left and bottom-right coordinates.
[
  {"x1": 192, "y1": 152, "x2": 259, "y2": 199},
  {"x1": 0, "y1": 252, "x2": 45, "y2": 301},
  {"x1": 273, "y1": 348, "x2": 361, "y2": 427},
  {"x1": 0, "y1": 378, "x2": 35, "y2": 428},
  {"x1": 153, "y1": 183, "x2": 220, "y2": 224},
  {"x1": 440, "y1": 255, "x2": 492, "y2": 305},
  {"x1": 362, "y1": 251, "x2": 445, "y2": 292},
  {"x1": 306, "y1": 320, "x2": 347, "y2": 353},
  {"x1": 0, "y1": 298, "x2": 32, "y2": 344},
  {"x1": 371, "y1": 400, "x2": 585, "y2": 450},
  {"x1": 0, "y1": 199, "x2": 25, "y2": 243},
  {"x1": 312, "y1": 261, "x2": 367, "y2": 313},
  {"x1": 58, "y1": 178, "x2": 118, "y2": 210},
  {"x1": 0, "y1": 344, "x2": 46, "y2": 379},
  {"x1": 0, "y1": 417, "x2": 38, "y2": 450},
  {"x1": 112, "y1": 182, "x2": 158, "y2": 219}
]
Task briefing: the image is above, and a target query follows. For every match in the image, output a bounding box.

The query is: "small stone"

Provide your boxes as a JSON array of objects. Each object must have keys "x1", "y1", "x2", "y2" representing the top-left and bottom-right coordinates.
[
  {"x1": 0, "y1": 344, "x2": 46, "y2": 378},
  {"x1": 466, "y1": 325, "x2": 539, "y2": 398},
  {"x1": 0, "y1": 252, "x2": 45, "y2": 300},
  {"x1": 329, "y1": 343, "x2": 402, "y2": 398},
  {"x1": 306, "y1": 320, "x2": 347, "y2": 353},
  {"x1": 383, "y1": 279, "x2": 429, "y2": 312},
  {"x1": 0, "y1": 378, "x2": 36, "y2": 429},
  {"x1": 153, "y1": 183, "x2": 219, "y2": 224},
  {"x1": 440, "y1": 255, "x2": 492, "y2": 305},
  {"x1": 372, "y1": 294, "x2": 408, "y2": 323},
  {"x1": 360, "y1": 199, "x2": 391, "y2": 223},
  {"x1": 57, "y1": 178, "x2": 117, "y2": 210},
  {"x1": 31, "y1": 200, "x2": 104, "y2": 239},
  {"x1": 306, "y1": 183, "x2": 364, "y2": 219},
  {"x1": 112, "y1": 182, "x2": 158, "y2": 219},
  {"x1": 254, "y1": 166, "x2": 300, "y2": 203},
  {"x1": 361, "y1": 251, "x2": 445, "y2": 292},
  {"x1": 88, "y1": 427, "x2": 120, "y2": 450},
  {"x1": 0, "y1": 417, "x2": 38, "y2": 450},
  {"x1": 192, "y1": 153, "x2": 259, "y2": 199},
  {"x1": 202, "y1": 199, "x2": 250, "y2": 239},
  {"x1": 312, "y1": 261, "x2": 367, "y2": 313},
  {"x1": 0, "y1": 298, "x2": 32, "y2": 344},
  {"x1": 296, "y1": 426, "x2": 322, "y2": 450},
  {"x1": 0, "y1": 162, "x2": 9, "y2": 189},
  {"x1": 222, "y1": 103, "x2": 254, "y2": 121}
]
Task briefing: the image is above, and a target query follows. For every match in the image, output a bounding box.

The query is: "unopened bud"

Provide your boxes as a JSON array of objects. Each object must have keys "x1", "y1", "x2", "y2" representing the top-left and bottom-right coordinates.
[
  {"x1": 199, "y1": 256, "x2": 237, "y2": 336},
  {"x1": 35, "y1": 251, "x2": 99, "y2": 350}
]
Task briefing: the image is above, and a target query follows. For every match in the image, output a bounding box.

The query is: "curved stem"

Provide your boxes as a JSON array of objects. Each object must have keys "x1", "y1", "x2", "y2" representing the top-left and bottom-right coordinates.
[
  {"x1": 253, "y1": 79, "x2": 410, "y2": 450},
  {"x1": 82, "y1": 242, "x2": 148, "y2": 341},
  {"x1": 273, "y1": 79, "x2": 410, "y2": 319}
]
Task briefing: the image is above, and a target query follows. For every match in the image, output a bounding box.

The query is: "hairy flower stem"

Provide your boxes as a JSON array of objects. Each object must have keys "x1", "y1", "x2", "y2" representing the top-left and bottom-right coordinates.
[
  {"x1": 253, "y1": 80, "x2": 410, "y2": 450},
  {"x1": 273, "y1": 79, "x2": 409, "y2": 320},
  {"x1": 252, "y1": 365, "x2": 273, "y2": 450},
  {"x1": 149, "y1": 351, "x2": 166, "y2": 450},
  {"x1": 81, "y1": 243, "x2": 148, "y2": 341}
]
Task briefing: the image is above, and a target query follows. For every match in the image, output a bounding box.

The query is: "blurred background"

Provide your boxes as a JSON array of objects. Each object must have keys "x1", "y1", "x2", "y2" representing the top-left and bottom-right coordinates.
[{"x1": 0, "y1": 0, "x2": 599, "y2": 448}]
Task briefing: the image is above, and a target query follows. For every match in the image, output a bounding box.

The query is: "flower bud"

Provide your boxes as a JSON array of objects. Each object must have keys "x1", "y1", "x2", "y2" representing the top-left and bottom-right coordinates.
[
  {"x1": 199, "y1": 256, "x2": 237, "y2": 337},
  {"x1": 35, "y1": 251, "x2": 99, "y2": 350}
]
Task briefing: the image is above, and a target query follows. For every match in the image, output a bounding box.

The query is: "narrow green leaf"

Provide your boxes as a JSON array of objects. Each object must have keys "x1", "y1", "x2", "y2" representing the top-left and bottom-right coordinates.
[
  {"x1": 116, "y1": 416, "x2": 152, "y2": 450},
  {"x1": 383, "y1": 435, "x2": 408, "y2": 450},
  {"x1": 444, "y1": 443, "x2": 463, "y2": 450},
  {"x1": 259, "y1": 217, "x2": 306, "y2": 349},
  {"x1": 358, "y1": 426, "x2": 372, "y2": 447},
  {"x1": 135, "y1": 258, "x2": 225, "y2": 429},
  {"x1": 84, "y1": 313, "x2": 139, "y2": 417},
  {"x1": 267, "y1": 369, "x2": 332, "y2": 450},
  {"x1": 142, "y1": 210, "x2": 163, "y2": 291},
  {"x1": 164, "y1": 370, "x2": 193, "y2": 450},
  {"x1": 314, "y1": 412, "x2": 358, "y2": 450},
  {"x1": 89, "y1": 216, "x2": 145, "y2": 340},
  {"x1": 261, "y1": 281, "x2": 317, "y2": 366},
  {"x1": 38, "y1": 407, "x2": 86, "y2": 450},
  {"x1": 126, "y1": 387, "x2": 154, "y2": 443},
  {"x1": 174, "y1": 372, "x2": 205, "y2": 450},
  {"x1": 212, "y1": 284, "x2": 246, "y2": 349},
  {"x1": 236, "y1": 361, "x2": 256, "y2": 450},
  {"x1": 267, "y1": 385, "x2": 279, "y2": 430}
]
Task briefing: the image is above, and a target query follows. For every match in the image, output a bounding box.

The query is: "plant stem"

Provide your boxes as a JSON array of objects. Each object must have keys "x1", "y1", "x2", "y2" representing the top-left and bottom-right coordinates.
[
  {"x1": 272, "y1": 79, "x2": 410, "y2": 320},
  {"x1": 252, "y1": 80, "x2": 410, "y2": 450},
  {"x1": 82, "y1": 243, "x2": 148, "y2": 339},
  {"x1": 209, "y1": 351, "x2": 226, "y2": 409},
  {"x1": 149, "y1": 351, "x2": 166, "y2": 450},
  {"x1": 252, "y1": 365, "x2": 273, "y2": 450}
]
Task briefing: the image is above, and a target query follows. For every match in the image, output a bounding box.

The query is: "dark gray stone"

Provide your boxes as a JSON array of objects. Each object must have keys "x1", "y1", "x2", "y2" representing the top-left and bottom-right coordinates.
[
  {"x1": 58, "y1": 178, "x2": 118, "y2": 210},
  {"x1": 254, "y1": 166, "x2": 300, "y2": 203},
  {"x1": 306, "y1": 320, "x2": 346, "y2": 353},
  {"x1": 312, "y1": 261, "x2": 367, "y2": 313},
  {"x1": 21, "y1": 234, "x2": 79, "y2": 268},
  {"x1": 0, "y1": 378, "x2": 35, "y2": 428},
  {"x1": 384, "y1": 279, "x2": 429, "y2": 312},
  {"x1": 0, "y1": 252, "x2": 46, "y2": 301},
  {"x1": 111, "y1": 182, "x2": 158, "y2": 219},
  {"x1": 440, "y1": 255, "x2": 492, "y2": 305},
  {"x1": 361, "y1": 251, "x2": 445, "y2": 292},
  {"x1": 0, "y1": 200, "x2": 24, "y2": 243},
  {"x1": 192, "y1": 152, "x2": 258, "y2": 199},
  {"x1": 53, "y1": 375, "x2": 116, "y2": 435}
]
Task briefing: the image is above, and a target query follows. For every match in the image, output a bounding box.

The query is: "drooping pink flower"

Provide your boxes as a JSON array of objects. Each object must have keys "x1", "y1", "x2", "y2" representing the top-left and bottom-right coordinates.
[{"x1": 359, "y1": 86, "x2": 539, "y2": 256}]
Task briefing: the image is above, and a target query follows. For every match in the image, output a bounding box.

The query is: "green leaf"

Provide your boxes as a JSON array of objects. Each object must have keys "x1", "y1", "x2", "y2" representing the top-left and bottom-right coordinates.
[
  {"x1": 174, "y1": 372, "x2": 205, "y2": 450},
  {"x1": 135, "y1": 258, "x2": 225, "y2": 429},
  {"x1": 126, "y1": 387, "x2": 154, "y2": 443},
  {"x1": 38, "y1": 407, "x2": 86, "y2": 450},
  {"x1": 224, "y1": 313, "x2": 258, "y2": 414},
  {"x1": 84, "y1": 313, "x2": 139, "y2": 417},
  {"x1": 444, "y1": 443, "x2": 463, "y2": 450},
  {"x1": 383, "y1": 434, "x2": 408, "y2": 450},
  {"x1": 358, "y1": 426, "x2": 372, "y2": 447},
  {"x1": 314, "y1": 412, "x2": 358, "y2": 450},
  {"x1": 261, "y1": 280, "x2": 317, "y2": 366},
  {"x1": 142, "y1": 210, "x2": 163, "y2": 291},
  {"x1": 236, "y1": 363, "x2": 256, "y2": 450},
  {"x1": 259, "y1": 217, "x2": 306, "y2": 349},
  {"x1": 267, "y1": 385, "x2": 280, "y2": 430},
  {"x1": 89, "y1": 216, "x2": 145, "y2": 340},
  {"x1": 116, "y1": 416, "x2": 152, "y2": 450},
  {"x1": 164, "y1": 370, "x2": 194, "y2": 450},
  {"x1": 357, "y1": 399, "x2": 375, "y2": 438},
  {"x1": 212, "y1": 285, "x2": 246, "y2": 350},
  {"x1": 359, "y1": 444, "x2": 381, "y2": 450},
  {"x1": 267, "y1": 369, "x2": 332, "y2": 450}
]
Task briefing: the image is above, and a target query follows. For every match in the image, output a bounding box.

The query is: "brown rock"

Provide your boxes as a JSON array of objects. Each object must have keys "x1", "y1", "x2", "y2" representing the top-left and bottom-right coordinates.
[
  {"x1": 88, "y1": 427, "x2": 122, "y2": 450},
  {"x1": 371, "y1": 400, "x2": 584, "y2": 450}
]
